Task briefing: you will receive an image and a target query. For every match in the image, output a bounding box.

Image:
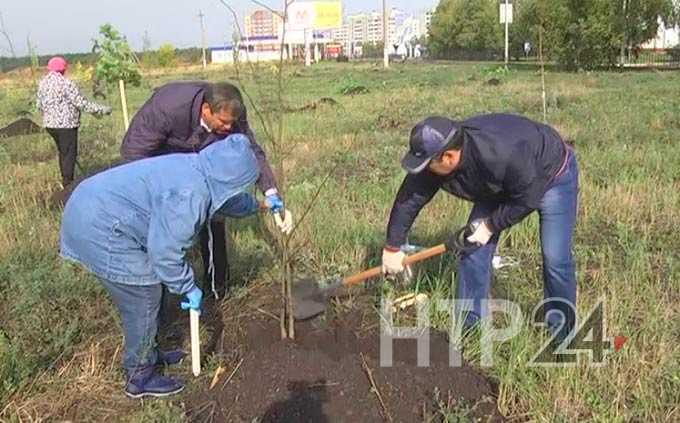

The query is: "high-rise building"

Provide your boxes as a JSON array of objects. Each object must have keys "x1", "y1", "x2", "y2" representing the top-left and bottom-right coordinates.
[
  {"x1": 351, "y1": 13, "x2": 367, "y2": 43},
  {"x1": 244, "y1": 9, "x2": 283, "y2": 38},
  {"x1": 332, "y1": 8, "x2": 407, "y2": 55},
  {"x1": 388, "y1": 8, "x2": 408, "y2": 45},
  {"x1": 331, "y1": 22, "x2": 350, "y2": 47},
  {"x1": 420, "y1": 9, "x2": 435, "y2": 37}
]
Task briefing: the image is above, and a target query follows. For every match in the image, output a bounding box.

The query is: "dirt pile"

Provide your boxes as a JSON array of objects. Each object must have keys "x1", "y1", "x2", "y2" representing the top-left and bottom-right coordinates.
[
  {"x1": 186, "y1": 307, "x2": 502, "y2": 422},
  {"x1": 0, "y1": 118, "x2": 42, "y2": 139}
]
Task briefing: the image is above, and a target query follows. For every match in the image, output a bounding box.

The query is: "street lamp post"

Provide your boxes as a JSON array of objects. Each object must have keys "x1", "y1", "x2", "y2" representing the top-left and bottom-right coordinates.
[{"x1": 504, "y1": 0, "x2": 509, "y2": 65}]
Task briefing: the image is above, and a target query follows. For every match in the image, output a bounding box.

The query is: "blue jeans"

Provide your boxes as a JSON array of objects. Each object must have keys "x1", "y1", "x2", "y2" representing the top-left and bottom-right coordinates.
[
  {"x1": 99, "y1": 278, "x2": 162, "y2": 372},
  {"x1": 457, "y1": 149, "x2": 579, "y2": 339}
]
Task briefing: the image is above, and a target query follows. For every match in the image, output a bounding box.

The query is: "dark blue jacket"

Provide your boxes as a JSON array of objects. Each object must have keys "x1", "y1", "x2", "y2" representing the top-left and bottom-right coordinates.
[
  {"x1": 386, "y1": 113, "x2": 567, "y2": 247},
  {"x1": 120, "y1": 81, "x2": 276, "y2": 193}
]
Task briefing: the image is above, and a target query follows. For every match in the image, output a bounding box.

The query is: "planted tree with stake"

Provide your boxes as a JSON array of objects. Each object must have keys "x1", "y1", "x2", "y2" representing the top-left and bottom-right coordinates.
[
  {"x1": 218, "y1": 0, "x2": 345, "y2": 340},
  {"x1": 92, "y1": 24, "x2": 141, "y2": 130},
  {"x1": 219, "y1": 0, "x2": 297, "y2": 339}
]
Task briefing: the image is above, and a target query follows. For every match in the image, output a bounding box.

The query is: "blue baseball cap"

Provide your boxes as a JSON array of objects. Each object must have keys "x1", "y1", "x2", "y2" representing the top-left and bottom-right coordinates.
[{"x1": 401, "y1": 116, "x2": 459, "y2": 174}]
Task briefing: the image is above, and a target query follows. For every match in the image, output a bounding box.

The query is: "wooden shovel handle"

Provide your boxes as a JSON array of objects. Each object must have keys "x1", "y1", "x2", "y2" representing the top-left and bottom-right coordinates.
[{"x1": 342, "y1": 244, "x2": 447, "y2": 287}]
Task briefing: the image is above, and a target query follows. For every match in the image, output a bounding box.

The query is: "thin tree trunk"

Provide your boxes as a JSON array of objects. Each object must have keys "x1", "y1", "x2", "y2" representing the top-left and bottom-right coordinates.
[
  {"x1": 539, "y1": 25, "x2": 547, "y2": 123},
  {"x1": 0, "y1": 12, "x2": 16, "y2": 58},
  {"x1": 277, "y1": 1, "x2": 295, "y2": 340}
]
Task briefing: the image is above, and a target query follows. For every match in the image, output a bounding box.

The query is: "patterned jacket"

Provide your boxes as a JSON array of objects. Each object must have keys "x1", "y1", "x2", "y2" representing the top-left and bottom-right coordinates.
[{"x1": 37, "y1": 71, "x2": 107, "y2": 129}]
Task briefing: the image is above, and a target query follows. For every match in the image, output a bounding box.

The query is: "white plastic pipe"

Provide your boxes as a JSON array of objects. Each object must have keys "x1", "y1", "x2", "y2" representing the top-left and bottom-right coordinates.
[{"x1": 190, "y1": 309, "x2": 201, "y2": 376}]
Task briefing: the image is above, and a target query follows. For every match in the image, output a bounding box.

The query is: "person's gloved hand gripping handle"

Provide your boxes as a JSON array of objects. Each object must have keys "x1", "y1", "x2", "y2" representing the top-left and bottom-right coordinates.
[
  {"x1": 180, "y1": 286, "x2": 203, "y2": 313},
  {"x1": 382, "y1": 246, "x2": 406, "y2": 275},
  {"x1": 264, "y1": 193, "x2": 293, "y2": 235},
  {"x1": 466, "y1": 218, "x2": 494, "y2": 246}
]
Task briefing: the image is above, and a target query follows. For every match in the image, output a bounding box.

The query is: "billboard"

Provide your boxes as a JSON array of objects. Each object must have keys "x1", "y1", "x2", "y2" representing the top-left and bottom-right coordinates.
[
  {"x1": 283, "y1": 29, "x2": 334, "y2": 45},
  {"x1": 314, "y1": 2, "x2": 342, "y2": 28},
  {"x1": 499, "y1": 3, "x2": 513, "y2": 24},
  {"x1": 286, "y1": 1, "x2": 342, "y2": 30}
]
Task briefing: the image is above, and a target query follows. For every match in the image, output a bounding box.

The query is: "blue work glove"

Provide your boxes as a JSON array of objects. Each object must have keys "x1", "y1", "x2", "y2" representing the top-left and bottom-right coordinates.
[
  {"x1": 180, "y1": 286, "x2": 203, "y2": 312},
  {"x1": 264, "y1": 193, "x2": 284, "y2": 214}
]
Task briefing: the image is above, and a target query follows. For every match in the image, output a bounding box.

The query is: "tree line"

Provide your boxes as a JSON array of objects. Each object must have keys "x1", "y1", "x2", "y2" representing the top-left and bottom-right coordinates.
[
  {"x1": 428, "y1": 0, "x2": 680, "y2": 69},
  {"x1": 0, "y1": 46, "x2": 204, "y2": 73}
]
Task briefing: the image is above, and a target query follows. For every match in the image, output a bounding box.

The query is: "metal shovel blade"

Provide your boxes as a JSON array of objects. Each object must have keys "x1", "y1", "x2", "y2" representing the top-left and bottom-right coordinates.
[
  {"x1": 291, "y1": 277, "x2": 343, "y2": 320},
  {"x1": 289, "y1": 227, "x2": 475, "y2": 321}
]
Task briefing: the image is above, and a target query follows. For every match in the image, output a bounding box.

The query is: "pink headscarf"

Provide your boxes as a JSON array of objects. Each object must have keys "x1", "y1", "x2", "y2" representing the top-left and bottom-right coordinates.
[{"x1": 47, "y1": 56, "x2": 68, "y2": 74}]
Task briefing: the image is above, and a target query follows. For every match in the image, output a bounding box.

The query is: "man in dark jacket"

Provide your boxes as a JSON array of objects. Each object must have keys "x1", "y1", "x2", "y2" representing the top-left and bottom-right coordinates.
[
  {"x1": 121, "y1": 81, "x2": 292, "y2": 298},
  {"x1": 382, "y1": 113, "x2": 578, "y2": 340}
]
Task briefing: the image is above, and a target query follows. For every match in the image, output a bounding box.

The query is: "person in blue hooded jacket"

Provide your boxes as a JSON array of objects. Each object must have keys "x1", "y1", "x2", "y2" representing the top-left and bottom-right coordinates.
[{"x1": 60, "y1": 134, "x2": 263, "y2": 398}]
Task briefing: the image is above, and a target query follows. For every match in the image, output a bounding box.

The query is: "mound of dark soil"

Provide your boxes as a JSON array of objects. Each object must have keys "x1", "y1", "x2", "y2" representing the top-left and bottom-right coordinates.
[
  {"x1": 284, "y1": 97, "x2": 339, "y2": 113},
  {"x1": 341, "y1": 85, "x2": 369, "y2": 95},
  {"x1": 48, "y1": 160, "x2": 128, "y2": 207},
  {"x1": 376, "y1": 114, "x2": 409, "y2": 130},
  {"x1": 0, "y1": 118, "x2": 42, "y2": 139},
  {"x1": 186, "y1": 308, "x2": 502, "y2": 422}
]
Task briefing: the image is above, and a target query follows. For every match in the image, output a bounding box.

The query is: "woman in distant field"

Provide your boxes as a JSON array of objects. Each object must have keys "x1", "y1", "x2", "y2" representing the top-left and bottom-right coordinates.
[{"x1": 36, "y1": 56, "x2": 112, "y2": 186}]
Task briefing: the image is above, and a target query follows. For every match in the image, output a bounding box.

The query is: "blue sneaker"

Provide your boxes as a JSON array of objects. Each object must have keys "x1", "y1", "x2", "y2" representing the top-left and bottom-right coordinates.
[
  {"x1": 125, "y1": 366, "x2": 184, "y2": 399},
  {"x1": 157, "y1": 349, "x2": 186, "y2": 366}
]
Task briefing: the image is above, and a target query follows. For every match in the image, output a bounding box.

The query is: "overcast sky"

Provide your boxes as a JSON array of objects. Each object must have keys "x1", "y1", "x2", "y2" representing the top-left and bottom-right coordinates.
[{"x1": 1, "y1": 0, "x2": 438, "y2": 56}]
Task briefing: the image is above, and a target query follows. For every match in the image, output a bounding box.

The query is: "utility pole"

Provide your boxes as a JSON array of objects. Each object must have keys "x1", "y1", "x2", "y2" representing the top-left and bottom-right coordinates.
[
  {"x1": 619, "y1": 0, "x2": 627, "y2": 66},
  {"x1": 198, "y1": 10, "x2": 207, "y2": 69},
  {"x1": 383, "y1": 0, "x2": 389, "y2": 68},
  {"x1": 142, "y1": 30, "x2": 151, "y2": 53},
  {"x1": 504, "y1": 0, "x2": 509, "y2": 65}
]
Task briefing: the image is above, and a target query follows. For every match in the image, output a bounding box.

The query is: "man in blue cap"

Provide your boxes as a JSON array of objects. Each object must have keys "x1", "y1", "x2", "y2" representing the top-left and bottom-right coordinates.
[
  {"x1": 60, "y1": 134, "x2": 264, "y2": 398},
  {"x1": 382, "y1": 113, "x2": 578, "y2": 340}
]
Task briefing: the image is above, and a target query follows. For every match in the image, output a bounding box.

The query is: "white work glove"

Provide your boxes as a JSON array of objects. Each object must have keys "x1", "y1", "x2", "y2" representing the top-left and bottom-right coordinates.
[
  {"x1": 382, "y1": 248, "x2": 405, "y2": 275},
  {"x1": 382, "y1": 247, "x2": 414, "y2": 282},
  {"x1": 466, "y1": 219, "x2": 494, "y2": 246},
  {"x1": 274, "y1": 210, "x2": 293, "y2": 235}
]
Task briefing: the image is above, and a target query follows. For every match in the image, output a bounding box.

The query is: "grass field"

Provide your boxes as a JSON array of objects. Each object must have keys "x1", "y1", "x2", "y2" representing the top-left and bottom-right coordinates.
[{"x1": 0, "y1": 61, "x2": 679, "y2": 421}]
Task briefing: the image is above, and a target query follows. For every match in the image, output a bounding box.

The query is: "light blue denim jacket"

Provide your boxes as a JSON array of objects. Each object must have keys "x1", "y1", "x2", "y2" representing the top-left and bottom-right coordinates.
[{"x1": 60, "y1": 134, "x2": 259, "y2": 294}]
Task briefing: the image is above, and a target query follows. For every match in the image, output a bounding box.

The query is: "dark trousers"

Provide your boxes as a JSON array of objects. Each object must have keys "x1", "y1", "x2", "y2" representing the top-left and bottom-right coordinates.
[
  {"x1": 198, "y1": 219, "x2": 229, "y2": 297},
  {"x1": 46, "y1": 127, "x2": 78, "y2": 185}
]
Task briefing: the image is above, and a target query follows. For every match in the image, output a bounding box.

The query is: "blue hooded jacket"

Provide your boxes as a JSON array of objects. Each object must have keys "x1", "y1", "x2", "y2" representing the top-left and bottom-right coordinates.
[{"x1": 60, "y1": 134, "x2": 259, "y2": 294}]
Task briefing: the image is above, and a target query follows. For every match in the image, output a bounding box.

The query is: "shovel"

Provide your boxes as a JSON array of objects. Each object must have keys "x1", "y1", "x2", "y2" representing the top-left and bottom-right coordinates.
[{"x1": 292, "y1": 225, "x2": 475, "y2": 320}]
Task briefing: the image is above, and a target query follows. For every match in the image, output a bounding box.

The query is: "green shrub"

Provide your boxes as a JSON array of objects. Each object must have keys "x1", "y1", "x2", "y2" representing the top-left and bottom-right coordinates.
[
  {"x1": 337, "y1": 75, "x2": 369, "y2": 95},
  {"x1": 156, "y1": 44, "x2": 177, "y2": 68}
]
